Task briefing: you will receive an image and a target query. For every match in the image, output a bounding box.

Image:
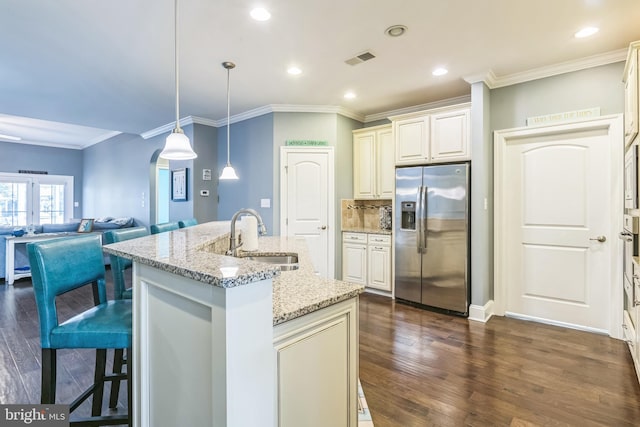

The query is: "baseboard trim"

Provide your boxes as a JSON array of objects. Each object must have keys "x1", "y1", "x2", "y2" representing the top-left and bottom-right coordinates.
[
  {"x1": 468, "y1": 300, "x2": 495, "y2": 322},
  {"x1": 505, "y1": 312, "x2": 609, "y2": 335},
  {"x1": 364, "y1": 288, "x2": 392, "y2": 298}
]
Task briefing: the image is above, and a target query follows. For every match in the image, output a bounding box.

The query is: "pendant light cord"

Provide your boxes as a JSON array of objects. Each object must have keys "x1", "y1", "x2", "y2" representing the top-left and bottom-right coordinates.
[
  {"x1": 226, "y1": 67, "x2": 231, "y2": 165},
  {"x1": 174, "y1": 0, "x2": 181, "y2": 132}
]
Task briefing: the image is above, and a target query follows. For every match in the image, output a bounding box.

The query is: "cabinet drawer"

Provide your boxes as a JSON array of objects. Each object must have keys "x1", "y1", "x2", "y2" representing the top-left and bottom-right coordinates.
[
  {"x1": 623, "y1": 310, "x2": 637, "y2": 356},
  {"x1": 343, "y1": 232, "x2": 367, "y2": 243},
  {"x1": 367, "y1": 234, "x2": 391, "y2": 246}
]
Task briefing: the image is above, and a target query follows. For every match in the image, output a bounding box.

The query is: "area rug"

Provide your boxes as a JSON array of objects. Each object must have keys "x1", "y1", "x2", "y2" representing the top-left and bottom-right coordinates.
[{"x1": 358, "y1": 379, "x2": 374, "y2": 427}]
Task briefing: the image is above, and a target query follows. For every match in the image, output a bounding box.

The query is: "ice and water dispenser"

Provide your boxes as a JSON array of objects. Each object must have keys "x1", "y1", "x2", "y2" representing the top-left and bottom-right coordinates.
[{"x1": 401, "y1": 201, "x2": 416, "y2": 230}]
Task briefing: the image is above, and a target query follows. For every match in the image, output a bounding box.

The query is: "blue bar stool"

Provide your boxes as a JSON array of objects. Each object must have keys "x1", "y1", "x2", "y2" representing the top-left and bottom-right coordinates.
[
  {"x1": 178, "y1": 218, "x2": 198, "y2": 228},
  {"x1": 28, "y1": 234, "x2": 132, "y2": 426},
  {"x1": 150, "y1": 221, "x2": 179, "y2": 234},
  {"x1": 103, "y1": 226, "x2": 148, "y2": 409},
  {"x1": 103, "y1": 226, "x2": 149, "y2": 300}
]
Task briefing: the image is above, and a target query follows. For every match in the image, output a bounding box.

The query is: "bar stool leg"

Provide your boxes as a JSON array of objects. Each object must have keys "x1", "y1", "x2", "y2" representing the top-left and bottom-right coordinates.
[
  {"x1": 109, "y1": 349, "x2": 124, "y2": 408},
  {"x1": 41, "y1": 348, "x2": 57, "y2": 404},
  {"x1": 92, "y1": 349, "x2": 107, "y2": 416}
]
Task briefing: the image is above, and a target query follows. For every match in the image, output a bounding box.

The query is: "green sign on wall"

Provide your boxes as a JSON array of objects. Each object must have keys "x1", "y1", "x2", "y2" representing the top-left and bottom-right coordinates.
[{"x1": 285, "y1": 140, "x2": 328, "y2": 146}]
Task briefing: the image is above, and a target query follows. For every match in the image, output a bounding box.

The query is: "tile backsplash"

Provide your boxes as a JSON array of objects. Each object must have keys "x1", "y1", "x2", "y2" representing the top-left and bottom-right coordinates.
[{"x1": 341, "y1": 199, "x2": 392, "y2": 231}]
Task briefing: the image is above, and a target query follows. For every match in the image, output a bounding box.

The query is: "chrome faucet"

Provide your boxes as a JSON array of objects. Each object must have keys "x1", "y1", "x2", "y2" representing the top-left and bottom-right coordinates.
[{"x1": 227, "y1": 208, "x2": 267, "y2": 256}]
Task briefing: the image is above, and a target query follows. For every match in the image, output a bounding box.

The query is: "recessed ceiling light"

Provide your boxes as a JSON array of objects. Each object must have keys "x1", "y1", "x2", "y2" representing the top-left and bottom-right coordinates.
[
  {"x1": 574, "y1": 27, "x2": 599, "y2": 38},
  {"x1": 344, "y1": 91, "x2": 356, "y2": 100},
  {"x1": 0, "y1": 133, "x2": 21, "y2": 141},
  {"x1": 250, "y1": 7, "x2": 271, "y2": 21},
  {"x1": 287, "y1": 66, "x2": 302, "y2": 75},
  {"x1": 432, "y1": 67, "x2": 448, "y2": 76},
  {"x1": 385, "y1": 25, "x2": 407, "y2": 37}
]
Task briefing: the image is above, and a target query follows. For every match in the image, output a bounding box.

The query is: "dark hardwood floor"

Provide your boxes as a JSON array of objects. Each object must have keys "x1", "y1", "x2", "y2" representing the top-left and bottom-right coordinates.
[
  {"x1": 0, "y1": 274, "x2": 128, "y2": 423},
  {"x1": 3, "y1": 276, "x2": 640, "y2": 426},
  {"x1": 359, "y1": 293, "x2": 640, "y2": 426}
]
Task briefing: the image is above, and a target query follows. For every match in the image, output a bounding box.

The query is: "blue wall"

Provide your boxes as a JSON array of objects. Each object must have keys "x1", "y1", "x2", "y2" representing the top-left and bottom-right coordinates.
[
  {"x1": 83, "y1": 132, "x2": 162, "y2": 226},
  {"x1": 0, "y1": 141, "x2": 83, "y2": 218},
  {"x1": 217, "y1": 113, "x2": 274, "y2": 232}
]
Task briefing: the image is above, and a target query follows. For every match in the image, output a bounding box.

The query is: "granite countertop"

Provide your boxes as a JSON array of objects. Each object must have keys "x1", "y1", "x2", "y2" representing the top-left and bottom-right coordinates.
[
  {"x1": 341, "y1": 227, "x2": 392, "y2": 235},
  {"x1": 103, "y1": 221, "x2": 364, "y2": 325}
]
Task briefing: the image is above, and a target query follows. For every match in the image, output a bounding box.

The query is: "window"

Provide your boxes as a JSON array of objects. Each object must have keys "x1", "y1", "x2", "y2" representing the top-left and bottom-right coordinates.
[{"x1": 0, "y1": 173, "x2": 73, "y2": 226}]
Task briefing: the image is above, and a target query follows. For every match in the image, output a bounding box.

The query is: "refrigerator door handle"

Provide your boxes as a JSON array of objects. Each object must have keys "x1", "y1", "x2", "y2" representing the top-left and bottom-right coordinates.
[
  {"x1": 421, "y1": 185, "x2": 428, "y2": 251},
  {"x1": 416, "y1": 185, "x2": 428, "y2": 252},
  {"x1": 416, "y1": 186, "x2": 422, "y2": 252}
]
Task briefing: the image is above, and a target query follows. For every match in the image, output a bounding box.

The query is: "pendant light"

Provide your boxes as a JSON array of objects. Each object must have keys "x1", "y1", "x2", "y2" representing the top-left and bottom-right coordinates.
[
  {"x1": 219, "y1": 61, "x2": 239, "y2": 180},
  {"x1": 160, "y1": 0, "x2": 197, "y2": 160}
]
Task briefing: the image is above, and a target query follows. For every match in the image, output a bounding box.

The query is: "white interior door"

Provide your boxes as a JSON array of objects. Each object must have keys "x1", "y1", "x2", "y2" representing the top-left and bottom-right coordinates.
[
  {"x1": 495, "y1": 116, "x2": 623, "y2": 336},
  {"x1": 281, "y1": 148, "x2": 335, "y2": 278}
]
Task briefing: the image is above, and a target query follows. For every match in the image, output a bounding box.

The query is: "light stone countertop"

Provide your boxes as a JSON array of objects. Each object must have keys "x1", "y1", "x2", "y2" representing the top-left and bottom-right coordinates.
[
  {"x1": 341, "y1": 227, "x2": 392, "y2": 235},
  {"x1": 103, "y1": 221, "x2": 364, "y2": 325}
]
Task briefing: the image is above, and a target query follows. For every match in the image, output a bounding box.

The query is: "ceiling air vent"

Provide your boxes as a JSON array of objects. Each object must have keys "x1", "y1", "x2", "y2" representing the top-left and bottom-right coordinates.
[{"x1": 345, "y1": 51, "x2": 376, "y2": 66}]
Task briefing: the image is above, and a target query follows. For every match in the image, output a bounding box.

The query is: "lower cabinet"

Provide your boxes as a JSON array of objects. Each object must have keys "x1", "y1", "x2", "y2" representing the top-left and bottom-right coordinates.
[
  {"x1": 625, "y1": 259, "x2": 640, "y2": 385},
  {"x1": 342, "y1": 232, "x2": 391, "y2": 292},
  {"x1": 273, "y1": 298, "x2": 359, "y2": 427}
]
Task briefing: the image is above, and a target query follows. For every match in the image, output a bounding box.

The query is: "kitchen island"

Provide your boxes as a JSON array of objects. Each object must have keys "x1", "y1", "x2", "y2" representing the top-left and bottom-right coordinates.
[{"x1": 103, "y1": 221, "x2": 364, "y2": 427}]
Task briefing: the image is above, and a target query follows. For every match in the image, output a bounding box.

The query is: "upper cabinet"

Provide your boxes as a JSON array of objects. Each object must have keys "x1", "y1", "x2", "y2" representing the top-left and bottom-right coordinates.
[
  {"x1": 624, "y1": 41, "x2": 640, "y2": 148},
  {"x1": 393, "y1": 116, "x2": 430, "y2": 165},
  {"x1": 391, "y1": 103, "x2": 471, "y2": 166},
  {"x1": 353, "y1": 124, "x2": 394, "y2": 199}
]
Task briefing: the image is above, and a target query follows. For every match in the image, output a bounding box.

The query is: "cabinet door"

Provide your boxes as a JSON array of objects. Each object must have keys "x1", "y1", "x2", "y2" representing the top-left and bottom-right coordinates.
[
  {"x1": 367, "y1": 244, "x2": 391, "y2": 291},
  {"x1": 394, "y1": 117, "x2": 429, "y2": 165},
  {"x1": 342, "y1": 242, "x2": 367, "y2": 284},
  {"x1": 353, "y1": 132, "x2": 376, "y2": 199},
  {"x1": 274, "y1": 299, "x2": 358, "y2": 427},
  {"x1": 376, "y1": 127, "x2": 395, "y2": 198},
  {"x1": 625, "y1": 48, "x2": 639, "y2": 148},
  {"x1": 625, "y1": 146, "x2": 637, "y2": 209},
  {"x1": 430, "y1": 109, "x2": 470, "y2": 162}
]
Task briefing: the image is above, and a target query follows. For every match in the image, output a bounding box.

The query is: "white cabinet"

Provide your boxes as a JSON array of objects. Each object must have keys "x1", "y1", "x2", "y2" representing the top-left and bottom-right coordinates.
[
  {"x1": 366, "y1": 234, "x2": 391, "y2": 291},
  {"x1": 393, "y1": 116, "x2": 430, "y2": 165},
  {"x1": 624, "y1": 41, "x2": 640, "y2": 148},
  {"x1": 342, "y1": 232, "x2": 391, "y2": 292},
  {"x1": 274, "y1": 298, "x2": 359, "y2": 427},
  {"x1": 353, "y1": 125, "x2": 394, "y2": 199},
  {"x1": 342, "y1": 232, "x2": 367, "y2": 284},
  {"x1": 430, "y1": 108, "x2": 470, "y2": 162},
  {"x1": 391, "y1": 104, "x2": 471, "y2": 166}
]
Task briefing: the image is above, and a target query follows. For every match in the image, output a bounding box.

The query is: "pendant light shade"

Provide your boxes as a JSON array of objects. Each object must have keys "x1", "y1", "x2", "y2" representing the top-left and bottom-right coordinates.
[
  {"x1": 219, "y1": 165, "x2": 239, "y2": 180},
  {"x1": 219, "y1": 61, "x2": 239, "y2": 180},
  {"x1": 160, "y1": 0, "x2": 197, "y2": 160}
]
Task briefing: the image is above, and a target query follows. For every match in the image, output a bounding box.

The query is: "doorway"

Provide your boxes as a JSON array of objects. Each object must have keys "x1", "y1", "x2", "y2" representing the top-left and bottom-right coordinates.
[
  {"x1": 494, "y1": 115, "x2": 623, "y2": 337},
  {"x1": 280, "y1": 147, "x2": 335, "y2": 278}
]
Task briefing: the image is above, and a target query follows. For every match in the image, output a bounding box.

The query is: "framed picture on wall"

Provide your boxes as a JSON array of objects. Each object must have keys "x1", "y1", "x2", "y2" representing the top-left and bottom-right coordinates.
[
  {"x1": 171, "y1": 168, "x2": 188, "y2": 201},
  {"x1": 77, "y1": 218, "x2": 95, "y2": 233}
]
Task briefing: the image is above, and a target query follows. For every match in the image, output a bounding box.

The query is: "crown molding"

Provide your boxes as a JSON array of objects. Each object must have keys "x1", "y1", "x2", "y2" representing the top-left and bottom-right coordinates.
[
  {"x1": 140, "y1": 117, "x2": 198, "y2": 140},
  {"x1": 364, "y1": 95, "x2": 472, "y2": 123},
  {"x1": 141, "y1": 106, "x2": 365, "y2": 138},
  {"x1": 464, "y1": 48, "x2": 627, "y2": 89},
  {"x1": 142, "y1": 48, "x2": 627, "y2": 138}
]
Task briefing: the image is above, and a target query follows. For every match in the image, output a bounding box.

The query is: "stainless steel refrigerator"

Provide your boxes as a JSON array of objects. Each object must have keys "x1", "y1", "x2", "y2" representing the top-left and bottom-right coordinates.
[{"x1": 394, "y1": 163, "x2": 470, "y2": 316}]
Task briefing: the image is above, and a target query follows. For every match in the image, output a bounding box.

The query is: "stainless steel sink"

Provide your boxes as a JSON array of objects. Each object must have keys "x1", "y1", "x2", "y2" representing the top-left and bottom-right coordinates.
[{"x1": 244, "y1": 253, "x2": 299, "y2": 271}]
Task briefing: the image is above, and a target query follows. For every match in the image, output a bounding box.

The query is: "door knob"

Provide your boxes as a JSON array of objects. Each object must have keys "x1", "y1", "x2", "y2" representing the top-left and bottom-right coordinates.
[
  {"x1": 318, "y1": 225, "x2": 327, "y2": 230},
  {"x1": 620, "y1": 232, "x2": 633, "y2": 241},
  {"x1": 589, "y1": 235, "x2": 606, "y2": 242}
]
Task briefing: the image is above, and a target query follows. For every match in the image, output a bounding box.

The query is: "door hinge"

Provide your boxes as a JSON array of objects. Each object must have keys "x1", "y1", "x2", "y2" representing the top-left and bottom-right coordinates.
[
  {"x1": 286, "y1": 218, "x2": 288, "y2": 225},
  {"x1": 284, "y1": 165, "x2": 288, "y2": 173}
]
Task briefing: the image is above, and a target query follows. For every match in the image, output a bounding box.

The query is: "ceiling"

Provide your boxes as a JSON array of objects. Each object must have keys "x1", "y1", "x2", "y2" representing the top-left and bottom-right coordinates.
[{"x1": 1, "y1": 0, "x2": 640, "y2": 149}]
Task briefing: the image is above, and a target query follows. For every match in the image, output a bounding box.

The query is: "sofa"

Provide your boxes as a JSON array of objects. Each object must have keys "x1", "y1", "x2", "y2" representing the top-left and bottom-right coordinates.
[{"x1": 0, "y1": 217, "x2": 135, "y2": 281}]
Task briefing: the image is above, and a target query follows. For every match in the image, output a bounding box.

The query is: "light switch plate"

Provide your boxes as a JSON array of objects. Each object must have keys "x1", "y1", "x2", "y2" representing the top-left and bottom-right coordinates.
[{"x1": 261, "y1": 198, "x2": 271, "y2": 208}]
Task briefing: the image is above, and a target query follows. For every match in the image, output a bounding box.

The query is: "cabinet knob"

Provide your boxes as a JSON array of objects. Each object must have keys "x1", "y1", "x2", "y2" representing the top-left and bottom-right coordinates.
[{"x1": 318, "y1": 225, "x2": 327, "y2": 230}]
